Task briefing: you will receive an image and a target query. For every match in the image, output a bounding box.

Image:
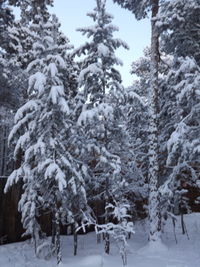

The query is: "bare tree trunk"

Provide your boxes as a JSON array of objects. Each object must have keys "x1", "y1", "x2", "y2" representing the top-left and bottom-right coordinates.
[
  {"x1": 172, "y1": 217, "x2": 177, "y2": 244},
  {"x1": 0, "y1": 128, "x2": 3, "y2": 176},
  {"x1": 0, "y1": 126, "x2": 6, "y2": 176},
  {"x1": 148, "y1": 0, "x2": 161, "y2": 243},
  {"x1": 51, "y1": 212, "x2": 56, "y2": 255},
  {"x1": 96, "y1": 198, "x2": 102, "y2": 244},
  {"x1": 55, "y1": 211, "x2": 62, "y2": 265},
  {"x1": 73, "y1": 223, "x2": 78, "y2": 256},
  {"x1": 15, "y1": 146, "x2": 23, "y2": 169},
  {"x1": 180, "y1": 213, "x2": 185, "y2": 235},
  {"x1": 97, "y1": 231, "x2": 101, "y2": 244},
  {"x1": 180, "y1": 212, "x2": 189, "y2": 239},
  {"x1": 104, "y1": 177, "x2": 110, "y2": 254}
]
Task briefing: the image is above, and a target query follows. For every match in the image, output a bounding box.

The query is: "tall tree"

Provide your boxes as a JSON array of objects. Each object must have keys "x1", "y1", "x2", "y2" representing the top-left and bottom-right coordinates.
[
  {"x1": 113, "y1": 0, "x2": 162, "y2": 243},
  {"x1": 129, "y1": 48, "x2": 150, "y2": 182},
  {"x1": 4, "y1": 13, "x2": 88, "y2": 264},
  {"x1": 75, "y1": 0, "x2": 129, "y2": 254},
  {"x1": 158, "y1": 0, "x2": 200, "y2": 218},
  {"x1": 160, "y1": 56, "x2": 200, "y2": 227}
]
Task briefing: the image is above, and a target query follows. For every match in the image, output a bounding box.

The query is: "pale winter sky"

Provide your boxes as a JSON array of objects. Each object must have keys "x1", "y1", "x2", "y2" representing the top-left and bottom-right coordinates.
[
  {"x1": 14, "y1": 0, "x2": 150, "y2": 87},
  {"x1": 49, "y1": 0, "x2": 151, "y2": 87}
]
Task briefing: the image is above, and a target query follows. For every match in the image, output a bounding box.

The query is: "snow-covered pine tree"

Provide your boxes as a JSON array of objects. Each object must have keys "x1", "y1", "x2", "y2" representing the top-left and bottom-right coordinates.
[
  {"x1": 0, "y1": 0, "x2": 28, "y2": 179},
  {"x1": 158, "y1": 0, "x2": 200, "y2": 66},
  {"x1": 157, "y1": 0, "x2": 200, "y2": 222},
  {"x1": 4, "y1": 13, "x2": 88, "y2": 264},
  {"x1": 129, "y1": 47, "x2": 179, "y2": 223},
  {"x1": 121, "y1": 88, "x2": 148, "y2": 219},
  {"x1": 111, "y1": 101, "x2": 147, "y2": 223},
  {"x1": 113, "y1": 0, "x2": 162, "y2": 244},
  {"x1": 113, "y1": 0, "x2": 151, "y2": 19},
  {"x1": 6, "y1": 19, "x2": 35, "y2": 71},
  {"x1": 160, "y1": 56, "x2": 200, "y2": 220},
  {"x1": 7, "y1": 0, "x2": 54, "y2": 70},
  {"x1": 0, "y1": 0, "x2": 14, "y2": 51},
  {"x1": 75, "y1": 0, "x2": 129, "y2": 254},
  {"x1": 113, "y1": 52, "x2": 150, "y2": 221},
  {"x1": 129, "y1": 48, "x2": 150, "y2": 182},
  {"x1": 130, "y1": 47, "x2": 151, "y2": 95},
  {"x1": 0, "y1": 105, "x2": 14, "y2": 177},
  {"x1": 9, "y1": 0, "x2": 53, "y2": 23},
  {"x1": 0, "y1": 0, "x2": 21, "y2": 106},
  {"x1": 0, "y1": 51, "x2": 25, "y2": 177},
  {"x1": 166, "y1": 57, "x2": 200, "y2": 169}
]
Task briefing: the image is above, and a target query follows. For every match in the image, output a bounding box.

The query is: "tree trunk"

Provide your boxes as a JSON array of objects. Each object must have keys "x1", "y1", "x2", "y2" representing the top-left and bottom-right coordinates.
[
  {"x1": 51, "y1": 212, "x2": 56, "y2": 255},
  {"x1": 104, "y1": 232, "x2": 110, "y2": 254},
  {"x1": 180, "y1": 213, "x2": 185, "y2": 235},
  {"x1": 148, "y1": 0, "x2": 161, "y2": 243},
  {"x1": 73, "y1": 223, "x2": 78, "y2": 256},
  {"x1": 0, "y1": 126, "x2": 7, "y2": 176},
  {"x1": 104, "y1": 177, "x2": 110, "y2": 254},
  {"x1": 97, "y1": 231, "x2": 101, "y2": 244},
  {"x1": 55, "y1": 211, "x2": 62, "y2": 265}
]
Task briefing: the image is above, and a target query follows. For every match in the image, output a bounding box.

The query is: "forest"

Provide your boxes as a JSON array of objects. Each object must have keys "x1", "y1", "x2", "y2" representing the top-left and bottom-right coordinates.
[{"x1": 0, "y1": 0, "x2": 200, "y2": 266}]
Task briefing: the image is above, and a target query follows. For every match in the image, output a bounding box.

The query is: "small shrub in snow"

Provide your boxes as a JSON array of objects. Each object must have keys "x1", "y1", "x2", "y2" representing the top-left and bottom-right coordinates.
[{"x1": 96, "y1": 201, "x2": 134, "y2": 266}]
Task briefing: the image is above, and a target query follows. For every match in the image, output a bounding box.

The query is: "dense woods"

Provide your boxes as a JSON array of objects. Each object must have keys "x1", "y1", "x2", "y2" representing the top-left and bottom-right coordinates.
[{"x1": 0, "y1": 0, "x2": 200, "y2": 265}]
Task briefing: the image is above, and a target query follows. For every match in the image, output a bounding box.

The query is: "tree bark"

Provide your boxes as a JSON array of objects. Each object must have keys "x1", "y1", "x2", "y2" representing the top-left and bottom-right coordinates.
[
  {"x1": 104, "y1": 177, "x2": 110, "y2": 254},
  {"x1": 148, "y1": 0, "x2": 161, "y2": 243},
  {"x1": 51, "y1": 212, "x2": 56, "y2": 255},
  {"x1": 0, "y1": 126, "x2": 7, "y2": 176},
  {"x1": 55, "y1": 211, "x2": 62, "y2": 264},
  {"x1": 73, "y1": 223, "x2": 78, "y2": 256}
]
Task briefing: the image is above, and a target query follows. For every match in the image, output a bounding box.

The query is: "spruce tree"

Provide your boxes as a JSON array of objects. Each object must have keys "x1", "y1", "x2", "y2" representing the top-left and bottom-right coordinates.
[
  {"x1": 160, "y1": 56, "x2": 200, "y2": 217},
  {"x1": 9, "y1": 0, "x2": 53, "y2": 23},
  {"x1": 113, "y1": 0, "x2": 162, "y2": 244},
  {"x1": 5, "y1": 13, "x2": 88, "y2": 263},
  {"x1": 0, "y1": 0, "x2": 27, "y2": 179},
  {"x1": 158, "y1": 0, "x2": 200, "y2": 218},
  {"x1": 0, "y1": 0, "x2": 14, "y2": 51},
  {"x1": 75, "y1": 0, "x2": 129, "y2": 254},
  {"x1": 159, "y1": 0, "x2": 200, "y2": 66}
]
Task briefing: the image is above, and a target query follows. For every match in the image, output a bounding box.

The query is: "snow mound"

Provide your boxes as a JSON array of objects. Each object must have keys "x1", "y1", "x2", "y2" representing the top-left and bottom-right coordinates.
[
  {"x1": 79, "y1": 255, "x2": 103, "y2": 266},
  {"x1": 138, "y1": 240, "x2": 168, "y2": 255}
]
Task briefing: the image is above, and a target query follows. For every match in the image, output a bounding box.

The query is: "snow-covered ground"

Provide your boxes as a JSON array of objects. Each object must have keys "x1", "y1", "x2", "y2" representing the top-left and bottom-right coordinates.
[{"x1": 0, "y1": 213, "x2": 200, "y2": 267}]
